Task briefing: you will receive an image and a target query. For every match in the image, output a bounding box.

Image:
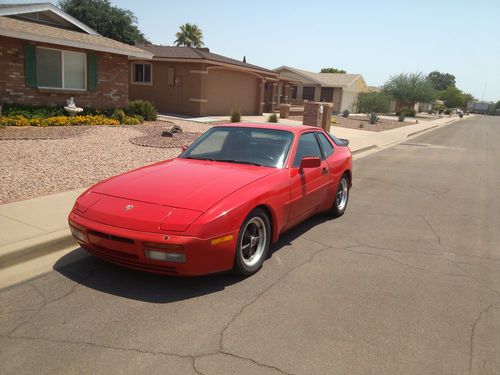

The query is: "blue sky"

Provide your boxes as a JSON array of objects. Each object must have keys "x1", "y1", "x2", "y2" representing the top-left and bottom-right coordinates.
[{"x1": 10, "y1": 0, "x2": 500, "y2": 101}]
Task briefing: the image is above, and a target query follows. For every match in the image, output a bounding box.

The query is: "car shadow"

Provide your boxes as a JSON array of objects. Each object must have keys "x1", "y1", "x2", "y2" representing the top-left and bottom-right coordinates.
[{"x1": 54, "y1": 213, "x2": 334, "y2": 304}]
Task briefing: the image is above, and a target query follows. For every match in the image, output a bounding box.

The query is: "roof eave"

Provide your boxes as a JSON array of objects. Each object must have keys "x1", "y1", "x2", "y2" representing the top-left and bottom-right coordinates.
[
  {"x1": 0, "y1": 3, "x2": 100, "y2": 35},
  {"x1": 0, "y1": 29, "x2": 153, "y2": 59},
  {"x1": 140, "y1": 56, "x2": 278, "y2": 77}
]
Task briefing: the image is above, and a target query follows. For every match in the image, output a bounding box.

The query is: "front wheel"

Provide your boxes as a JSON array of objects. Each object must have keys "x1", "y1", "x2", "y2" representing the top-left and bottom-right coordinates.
[
  {"x1": 330, "y1": 174, "x2": 349, "y2": 217},
  {"x1": 233, "y1": 208, "x2": 271, "y2": 276}
]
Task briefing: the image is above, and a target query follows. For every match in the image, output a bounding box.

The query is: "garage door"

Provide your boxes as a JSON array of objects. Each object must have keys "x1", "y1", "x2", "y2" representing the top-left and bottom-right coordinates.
[{"x1": 206, "y1": 69, "x2": 258, "y2": 116}]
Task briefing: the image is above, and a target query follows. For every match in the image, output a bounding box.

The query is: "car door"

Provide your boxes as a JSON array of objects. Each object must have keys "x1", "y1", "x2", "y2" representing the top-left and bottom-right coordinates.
[
  {"x1": 288, "y1": 132, "x2": 331, "y2": 224},
  {"x1": 315, "y1": 131, "x2": 343, "y2": 208}
]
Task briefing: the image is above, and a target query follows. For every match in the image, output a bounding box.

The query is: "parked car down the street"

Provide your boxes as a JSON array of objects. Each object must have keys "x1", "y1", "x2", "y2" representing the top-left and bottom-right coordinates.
[{"x1": 68, "y1": 123, "x2": 353, "y2": 276}]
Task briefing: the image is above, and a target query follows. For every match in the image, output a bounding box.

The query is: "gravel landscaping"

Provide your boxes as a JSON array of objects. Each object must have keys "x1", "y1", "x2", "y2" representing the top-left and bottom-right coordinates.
[
  {"x1": 0, "y1": 119, "x2": 214, "y2": 203},
  {"x1": 0, "y1": 126, "x2": 90, "y2": 140}
]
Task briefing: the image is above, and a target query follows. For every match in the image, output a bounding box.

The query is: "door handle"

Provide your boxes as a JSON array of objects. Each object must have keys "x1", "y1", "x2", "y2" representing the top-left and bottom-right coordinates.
[{"x1": 322, "y1": 167, "x2": 329, "y2": 175}]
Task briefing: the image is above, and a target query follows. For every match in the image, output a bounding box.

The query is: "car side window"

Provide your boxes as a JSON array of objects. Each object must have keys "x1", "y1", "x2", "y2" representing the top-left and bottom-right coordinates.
[
  {"x1": 316, "y1": 133, "x2": 334, "y2": 158},
  {"x1": 293, "y1": 132, "x2": 322, "y2": 167}
]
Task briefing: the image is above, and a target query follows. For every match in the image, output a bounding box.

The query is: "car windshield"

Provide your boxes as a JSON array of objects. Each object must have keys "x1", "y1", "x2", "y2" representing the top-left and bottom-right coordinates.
[{"x1": 179, "y1": 127, "x2": 294, "y2": 168}]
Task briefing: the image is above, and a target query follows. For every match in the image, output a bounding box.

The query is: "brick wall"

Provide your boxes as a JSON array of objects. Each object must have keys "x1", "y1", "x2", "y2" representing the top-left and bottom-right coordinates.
[
  {"x1": 0, "y1": 36, "x2": 129, "y2": 108},
  {"x1": 303, "y1": 101, "x2": 321, "y2": 127}
]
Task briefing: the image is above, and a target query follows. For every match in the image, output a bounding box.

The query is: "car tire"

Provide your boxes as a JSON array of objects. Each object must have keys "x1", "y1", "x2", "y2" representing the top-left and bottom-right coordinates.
[
  {"x1": 330, "y1": 174, "x2": 350, "y2": 218},
  {"x1": 233, "y1": 208, "x2": 271, "y2": 276}
]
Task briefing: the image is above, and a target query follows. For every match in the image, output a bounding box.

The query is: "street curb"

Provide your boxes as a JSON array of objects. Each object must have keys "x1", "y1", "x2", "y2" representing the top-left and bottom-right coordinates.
[
  {"x1": 407, "y1": 125, "x2": 439, "y2": 137},
  {"x1": 0, "y1": 229, "x2": 75, "y2": 270},
  {"x1": 351, "y1": 145, "x2": 378, "y2": 155}
]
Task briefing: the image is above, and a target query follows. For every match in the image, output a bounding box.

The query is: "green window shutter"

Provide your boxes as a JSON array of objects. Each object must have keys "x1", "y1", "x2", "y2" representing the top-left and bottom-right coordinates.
[
  {"x1": 24, "y1": 45, "x2": 37, "y2": 88},
  {"x1": 87, "y1": 53, "x2": 97, "y2": 91}
]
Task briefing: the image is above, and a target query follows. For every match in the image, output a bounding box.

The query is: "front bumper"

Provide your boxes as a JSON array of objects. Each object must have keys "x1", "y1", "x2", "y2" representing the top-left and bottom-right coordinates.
[{"x1": 68, "y1": 211, "x2": 238, "y2": 276}]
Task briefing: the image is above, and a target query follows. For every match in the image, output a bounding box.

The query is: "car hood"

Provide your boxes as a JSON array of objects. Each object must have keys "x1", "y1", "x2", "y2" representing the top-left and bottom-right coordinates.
[{"x1": 91, "y1": 158, "x2": 278, "y2": 212}]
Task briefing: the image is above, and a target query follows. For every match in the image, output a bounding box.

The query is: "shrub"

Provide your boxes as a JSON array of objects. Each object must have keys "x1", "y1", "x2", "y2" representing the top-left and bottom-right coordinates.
[
  {"x1": 398, "y1": 113, "x2": 406, "y2": 122},
  {"x1": 111, "y1": 108, "x2": 126, "y2": 123},
  {"x1": 0, "y1": 115, "x2": 30, "y2": 126},
  {"x1": 268, "y1": 113, "x2": 278, "y2": 123},
  {"x1": 433, "y1": 103, "x2": 446, "y2": 114},
  {"x1": 0, "y1": 115, "x2": 120, "y2": 126},
  {"x1": 342, "y1": 109, "x2": 350, "y2": 118},
  {"x1": 444, "y1": 108, "x2": 452, "y2": 115},
  {"x1": 356, "y1": 92, "x2": 391, "y2": 113},
  {"x1": 2, "y1": 104, "x2": 65, "y2": 119},
  {"x1": 368, "y1": 112, "x2": 379, "y2": 125},
  {"x1": 127, "y1": 100, "x2": 157, "y2": 121},
  {"x1": 230, "y1": 108, "x2": 241, "y2": 123},
  {"x1": 331, "y1": 116, "x2": 337, "y2": 124},
  {"x1": 121, "y1": 115, "x2": 142, "y2": 125},
  {"x1": 396, "y1": 107, "x2": 416, "y2": 117}
]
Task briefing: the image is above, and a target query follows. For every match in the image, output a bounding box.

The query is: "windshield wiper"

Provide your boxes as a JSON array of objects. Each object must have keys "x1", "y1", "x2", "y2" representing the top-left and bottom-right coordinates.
[
  {"x1": 183, "y1": 156, "x2": 215, "y2": 161},
  {"x1": 214, "y1": 159, "x2": 263, "y2": 167}
]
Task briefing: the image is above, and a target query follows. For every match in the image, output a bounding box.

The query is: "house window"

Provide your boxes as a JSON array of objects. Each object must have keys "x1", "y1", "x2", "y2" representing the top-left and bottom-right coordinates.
[
  {"x1": 302, "y1": 86, "x2": 315, "y2": 101},
  {"x1": 291, "y1": 85, "x2": 298, "y2": 99},
  {"x1": 36, "y1": 47, "x2": 86, "y2": 90},
  {"x1": 133, "y1": 63, "x2": 152, "y2": 84}
]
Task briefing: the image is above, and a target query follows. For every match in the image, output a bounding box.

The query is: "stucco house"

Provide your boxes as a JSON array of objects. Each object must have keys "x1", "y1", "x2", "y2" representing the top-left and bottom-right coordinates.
[
  {"x1": 0, "y1": 2, "x2": 152, "y2": 109},
  {"x1": 129, "y1": 45, "x2": 279, "y2": 117},
  {"x1": 274, "y1": 66, "x2": 369, "y2": 113}
]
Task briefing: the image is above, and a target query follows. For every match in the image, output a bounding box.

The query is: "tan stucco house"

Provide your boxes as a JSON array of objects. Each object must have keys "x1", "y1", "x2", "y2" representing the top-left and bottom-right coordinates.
[
  {"x1": 274, "y1": 66, "x2": 369, "y2": 113},
  {"x1": 129, "y1": 45, "x2": 280, "y2": 117},
  {"x1": 0, "y1": 2, "x2": 152, "y2": 109}
]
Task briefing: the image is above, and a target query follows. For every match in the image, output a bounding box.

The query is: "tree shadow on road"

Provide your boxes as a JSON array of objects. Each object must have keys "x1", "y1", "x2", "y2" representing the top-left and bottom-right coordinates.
[{"x1": 53, "y1": 213, "x2": 333, "y2": 304}]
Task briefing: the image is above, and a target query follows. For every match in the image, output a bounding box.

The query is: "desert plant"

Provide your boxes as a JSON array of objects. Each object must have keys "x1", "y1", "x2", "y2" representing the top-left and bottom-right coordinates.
[
  {"x1": 127, "y1": 100, "x2": 157, "y2": 121},
  {"x1": 342, "y1": 109, "x2": 350, "y2": 118},
  {"x1": 268, "y1": 113, "x2": 278, "y2": 123},
  {"x1": 396, "y1": 107, "x2": 416, "y2": 117},
  {"x1": 368, "y1": 112, "x2": 379, "y2": 125},
  {"x1": 383, "y1": 72, "x2": 436, "y2": 110},
  {"x1": 331, "y1": 116, "x2": 337, "y2": 124},
  {"x1": 433, "y1": 102, "x2": 446, "y2": 114},
  {"x1": 398, "y1": 113, "x2": 406, "y2": 122},
  {"x1": 356, "y1": 92, "x2": 391, "y2": 113},
  {"x1": 230, "y1": 108, "x2": 241, "y2": 123}
]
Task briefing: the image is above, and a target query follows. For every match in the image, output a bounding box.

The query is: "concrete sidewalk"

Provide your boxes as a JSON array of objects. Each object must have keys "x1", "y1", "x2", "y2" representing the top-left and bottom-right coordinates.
[{"x1": 0, "y1": 114, "x2": 468, "y2": 288}]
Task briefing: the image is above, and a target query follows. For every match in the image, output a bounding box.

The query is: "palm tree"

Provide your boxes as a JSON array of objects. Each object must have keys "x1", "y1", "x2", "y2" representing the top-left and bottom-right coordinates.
[{"x1": 174, "y1": 23, "x2": 204, "y2": 47}]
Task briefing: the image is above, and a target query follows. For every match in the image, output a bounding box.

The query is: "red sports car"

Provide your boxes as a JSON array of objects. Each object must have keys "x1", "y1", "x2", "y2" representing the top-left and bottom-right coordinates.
[{"x1": 68, "y1": 123, "x2": 352, "y2": 276}]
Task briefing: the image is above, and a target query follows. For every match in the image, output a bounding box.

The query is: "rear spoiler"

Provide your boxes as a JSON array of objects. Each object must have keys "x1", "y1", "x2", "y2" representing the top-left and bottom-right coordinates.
[{"x1": 327, "y1": 132, "x2": 349, "y2": 147}]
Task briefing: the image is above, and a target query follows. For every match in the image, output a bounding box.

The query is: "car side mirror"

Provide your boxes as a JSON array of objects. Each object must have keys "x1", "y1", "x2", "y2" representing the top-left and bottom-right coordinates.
[
  {"x1": 181, "y1": 144, "x2": 189, "y2": 152},
  {"x1": 299, "y1": 157, "x2": 321, "y2": 170}
]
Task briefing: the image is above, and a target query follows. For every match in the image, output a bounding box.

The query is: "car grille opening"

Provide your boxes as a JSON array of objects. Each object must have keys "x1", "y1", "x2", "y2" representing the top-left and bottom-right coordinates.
[{"x1": 88, "y1": 230, "x2": 135, "y2": 244}]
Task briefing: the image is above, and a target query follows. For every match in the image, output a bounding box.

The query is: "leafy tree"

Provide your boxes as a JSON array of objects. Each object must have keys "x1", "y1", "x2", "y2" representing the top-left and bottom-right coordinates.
[
  {"x1": 427, "y1": 71, "x2": 456, "y2": 91},
  {"x1": 59, "y1": 0, "x2": 148, "y2": 45},
  {"x1": 174, "y1": 23, "x2": 204, "y2": 47},
  {"x1": 440, "y1": 86, "x2": 465, "y2": 108},
  {"x1": 383, "y1": 72, "x2": 436, "y2": 109},
  {"x1": 462, "y1": 93, "x2": 475, "y2": 109},
  {"x1": 320, "y1": 67, "x2": 346, "y2": 74},
  {"x1": 495, "y1": 100, "x2": 500, "y2": 110},
  {"x1": 355, "y1": 92, "x2": 391, "y2": 113}
]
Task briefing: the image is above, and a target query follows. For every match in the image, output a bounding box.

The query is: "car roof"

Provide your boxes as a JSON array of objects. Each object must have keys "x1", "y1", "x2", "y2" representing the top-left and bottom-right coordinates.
[{"x1": 214, "y1": 122, "x2": 321, "y2": 134}]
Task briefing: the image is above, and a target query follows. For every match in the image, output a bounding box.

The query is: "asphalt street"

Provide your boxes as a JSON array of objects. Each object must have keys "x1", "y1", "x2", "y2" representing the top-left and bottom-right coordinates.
[{"x1": 1, "y1": 115, "x2": 499, "y2": 375}]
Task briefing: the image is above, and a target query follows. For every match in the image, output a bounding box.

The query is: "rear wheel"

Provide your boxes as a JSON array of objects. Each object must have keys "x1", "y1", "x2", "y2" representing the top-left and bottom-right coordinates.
[
  {"x1": 330, "y1": 174, "x2": 349, "y2": 217},
  {"x1": 233, "y1": 208, "x2": 270, "y2": 276}
]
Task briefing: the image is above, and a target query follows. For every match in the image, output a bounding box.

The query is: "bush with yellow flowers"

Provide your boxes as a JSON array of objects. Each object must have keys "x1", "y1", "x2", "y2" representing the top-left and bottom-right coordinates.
[{"x1": 0, "y1": 115, "x2": 120, "y2": 126}]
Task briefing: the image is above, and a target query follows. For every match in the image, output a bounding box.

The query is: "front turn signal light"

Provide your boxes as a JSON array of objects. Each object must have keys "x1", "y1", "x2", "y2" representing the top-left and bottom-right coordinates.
[{"x1": 211, "y1": 234, "x2": 234, "y2": 246}]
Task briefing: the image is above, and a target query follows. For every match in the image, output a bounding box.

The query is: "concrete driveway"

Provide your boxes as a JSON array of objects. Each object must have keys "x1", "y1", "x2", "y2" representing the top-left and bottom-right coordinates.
[{"x1": 1, "y1": 116, "x2": 499, "y2": 374}]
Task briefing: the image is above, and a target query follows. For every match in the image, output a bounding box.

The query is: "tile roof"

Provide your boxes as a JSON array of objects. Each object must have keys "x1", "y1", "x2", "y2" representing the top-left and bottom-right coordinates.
[
  {"x1": 137, "y1": 45, "x2": 277, "y2": 75},
  {"x1": 275, "y1": 66, "x2": 362, "y2": 88},
  {"x1": 0, "y1": 16, "x2": 152, "y2": 58}
]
